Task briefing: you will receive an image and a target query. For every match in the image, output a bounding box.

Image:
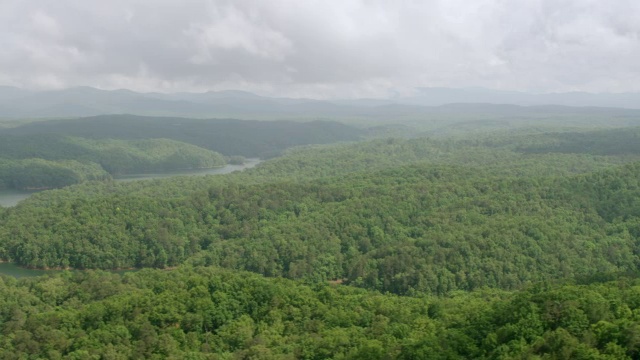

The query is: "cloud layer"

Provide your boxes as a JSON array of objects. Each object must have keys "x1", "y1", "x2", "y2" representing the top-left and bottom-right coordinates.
[{"x1": 1, "y1": 0, "x2": 639, "y2": 97}]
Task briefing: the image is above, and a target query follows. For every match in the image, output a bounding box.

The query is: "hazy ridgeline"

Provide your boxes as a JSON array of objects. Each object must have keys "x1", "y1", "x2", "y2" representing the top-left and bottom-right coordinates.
[
  {"x1": 0, "y1": 116, "x2": 361, "y2": 190},
  {"x1": 0, "y1": 135, "x2": 224, "y2": 190},
  {"x1": 2, "y1": 115, "x2": 363, "y2": 158}
]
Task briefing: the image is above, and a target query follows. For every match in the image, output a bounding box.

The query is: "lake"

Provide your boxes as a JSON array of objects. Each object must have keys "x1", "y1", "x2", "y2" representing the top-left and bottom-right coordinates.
[
  {"x1": 0, "y1": 262, "x2": 58, "y2": 278},
  {"x1": 0, "y1": 158, "x2": 261, "y2": 207},
  {"x1": 114, "y1": 158, "x2": 260, "y2": 182},
  {"x1": 0, "y1": 159, "x2": 261, "y2": 277},
  {"x1": 0, "y1": 189, "x2": 39, "y2": 207}
]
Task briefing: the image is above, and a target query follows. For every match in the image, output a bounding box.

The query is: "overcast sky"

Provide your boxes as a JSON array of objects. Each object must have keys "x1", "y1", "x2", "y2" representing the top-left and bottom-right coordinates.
[{"x1": 1, "y1": 0, "x2": 639, "y2": 98}]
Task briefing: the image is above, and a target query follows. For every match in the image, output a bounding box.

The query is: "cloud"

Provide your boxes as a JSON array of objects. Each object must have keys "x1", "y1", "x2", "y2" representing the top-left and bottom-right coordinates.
[
  {"x1": 185, "y1": 5, "x2": 293, "y2": 63},
  {"x1": 0, "y1": 0, "x2": 639, "y2": 97}
]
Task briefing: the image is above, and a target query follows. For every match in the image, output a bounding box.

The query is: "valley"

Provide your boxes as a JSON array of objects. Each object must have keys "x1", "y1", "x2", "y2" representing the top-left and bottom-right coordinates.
[
  {"x1": 2, "y1": 92, "x2": 640, "y2": 359},
  {"x1": 3, "y1": 2, "x2": 639, "y2": 357}
]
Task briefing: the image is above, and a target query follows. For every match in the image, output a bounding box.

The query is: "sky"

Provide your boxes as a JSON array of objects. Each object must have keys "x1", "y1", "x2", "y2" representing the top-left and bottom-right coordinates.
[{"x1": 1, "y1": 0, "x2": 639, "y2": 98}]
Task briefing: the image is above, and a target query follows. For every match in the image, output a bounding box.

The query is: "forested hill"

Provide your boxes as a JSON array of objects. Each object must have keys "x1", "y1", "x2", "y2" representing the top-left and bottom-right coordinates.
[
  {"x1": 515, "y1": 127, "x2": 640, "y2": 156},
  {"x1": 0, "y1": 135, "x2": 225, "y2": 190},
  {"x1": 0, "y1": 158, "x2": 110, "y2": 190},
  {"x1": 0, "y1": 134, "x2": 225, "y2": 175},
  {"x1": 2, "y1": 135, "x2": 640, "y2": 295},
  {"x1": 3, "y1": 131, "x2": 640, "y2": 358},
  {"x1": 2, "y1": 115, "x2": 363, "y2": 158},
  {"x1": 3, "y1": 266, "x2": 640, "y2": 359}
]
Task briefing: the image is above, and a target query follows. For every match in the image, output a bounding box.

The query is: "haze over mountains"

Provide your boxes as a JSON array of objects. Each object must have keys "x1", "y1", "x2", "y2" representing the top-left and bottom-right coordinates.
[
  {"x1": 2, "y1": 86, "x2": 640, "y2": 120},
  {"x1": 1, "y1": 115, "x2": 361, "y2": 158}
]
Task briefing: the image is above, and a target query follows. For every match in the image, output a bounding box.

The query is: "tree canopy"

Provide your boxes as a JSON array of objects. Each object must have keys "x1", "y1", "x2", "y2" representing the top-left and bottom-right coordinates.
[{"x1": 2, "y1": 125, "x2": 640, "y2": 357}]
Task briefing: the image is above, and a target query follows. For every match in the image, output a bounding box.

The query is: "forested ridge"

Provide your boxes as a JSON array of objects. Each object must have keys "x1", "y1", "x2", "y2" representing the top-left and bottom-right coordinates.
[
  {"x1": 2, "y1": 115, "x2": 363, "y2": 158},
  {"x1": 1, "y1": 134, "x2": 640, "y2": 290},
  {"x1": 2, "y1": 127, "x2": 640, "y2": 358},
  {"x1": 3, "y1": 267, "x2": 640, "y2": 359},
  {"x1": 0, "y1": 115, "x2": 362, "y2": 190},
  {"x1": 515, "y1": 127, "x2": 640, "y2": 156},
  {"x1": 0, "y1": 158, "x2": 110, "y2": 190},
  {"x1": 0, "y1": 134, "x2": 225, "y2": 190},
  {"x1": 0, "y1": 134, "x2": 227, "y2": 173},
  {"x1": 2, "y1": 160, "x2": 640, "y2": 293}
]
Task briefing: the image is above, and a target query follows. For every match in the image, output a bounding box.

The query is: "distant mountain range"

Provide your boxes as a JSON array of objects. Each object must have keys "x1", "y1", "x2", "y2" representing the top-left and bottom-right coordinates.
[
  {"x1": 393, "y1": 87, "x2": 640, "y2": 108},
  {"x1": 2, "y1": 86, "x2": 640, "y2": 119}
]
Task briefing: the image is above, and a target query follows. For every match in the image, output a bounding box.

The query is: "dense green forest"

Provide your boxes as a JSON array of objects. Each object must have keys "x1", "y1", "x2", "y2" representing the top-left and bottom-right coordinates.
[
  {"x1": 1, "y1": 115, "x2": 363, "y2": 158},
  {"x1": 515, "y1": 127, "x2": 640, "y2": 156},
  {"x1": 3, "y1": 266, "x2": 640, "y2": 359},
  {"x1": 0, "y1": 134, "x2": 225, "y2": 190},
  {"x1": 0, "y1": 158, "x2": 109, "y2": 190},
  {"x1": 1, "y1": 132, "x2": 640, "y2": 291},
  {"x1": 3, "y1": 157, "x2": 639, "y2": 292},
  {"x1": 0, "y1": 134, "x2": 226, "y2": 174},
  {"x1": 2, "y1": 125, "x2": 640, "y2": 357},
  {"x1": 0, "y1": 116, "x2": 362, "y2": 190}
]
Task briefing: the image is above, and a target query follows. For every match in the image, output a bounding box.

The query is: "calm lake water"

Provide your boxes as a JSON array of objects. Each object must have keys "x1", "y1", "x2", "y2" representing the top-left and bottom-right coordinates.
[
  {"x1": 0, "y1": 159, "x2": 261, "y2": 208},
  {"x1": 0, "y1": 189, "x2": 41, "y2": 207},
  {"x1": 0, "y1": 262, "x2": 58, "y2": 278},
  {"x1": 114, "y1": 158, "x2": 261, "y2": 182}
]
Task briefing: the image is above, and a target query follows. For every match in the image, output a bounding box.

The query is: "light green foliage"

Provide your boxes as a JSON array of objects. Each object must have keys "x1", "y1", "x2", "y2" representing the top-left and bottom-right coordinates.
[
  {"x1": 1, "y1": 133, "x2": 639, "y2": 290},
  {"x1": 1, "y1": 126, "x2": 640, "y2": 357},
  {"x1": 2, "y1": 268, "x2": 640, "y2": 358}
]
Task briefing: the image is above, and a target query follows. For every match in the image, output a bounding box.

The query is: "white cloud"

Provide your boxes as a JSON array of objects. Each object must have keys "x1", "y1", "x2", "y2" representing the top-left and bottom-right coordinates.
[
  {"x1": 0, "y1": 0, "x2": 639, "y2": 97},
  {"x1": 186, "y1": 5, "x2": 293, "y2": 63}
]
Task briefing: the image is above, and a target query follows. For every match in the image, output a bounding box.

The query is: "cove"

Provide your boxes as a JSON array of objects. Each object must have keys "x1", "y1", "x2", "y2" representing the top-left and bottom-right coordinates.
[
  {"x1": 0, "y1": 159, "x2": 261, "y2": 208},
  {"x1": 0, "y1": 262, "x2": 56, "y2": 278}
]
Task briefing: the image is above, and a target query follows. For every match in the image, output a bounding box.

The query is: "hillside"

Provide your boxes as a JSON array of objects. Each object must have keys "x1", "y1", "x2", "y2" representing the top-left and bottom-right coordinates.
[
  {"x1": 1, "y1": 133, "x2": 639, "y2": 295},
  {"x1": 2, "y1": 128, "x2": 640, "y2": 357},
  {"x1": 0, "y1": 158, "x2": 110, "y2": 190},
  {"x1": 515, "y1": 127, "x2": 640, "y2": 156},
  {"x1": 0, "y1": 135, "x2": 226, "y2": 190},
  {"x1": 3, "y1": 266, "x2": 640, "y2": 359},
  {"x1": 2, "y1": 115, "x2": 363, "y2": 158},
  {"x1": 0, "y1": 134, "x2": 226, "y2": 174}
]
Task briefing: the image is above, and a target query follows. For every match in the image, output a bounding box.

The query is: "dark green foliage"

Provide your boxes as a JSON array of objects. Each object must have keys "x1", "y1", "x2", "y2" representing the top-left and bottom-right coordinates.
[
  {"x1": 0, "y1": 134, "x2": 226, "y2": 174},
  {"x1": 516, "y1": 127, "x2": 640, "y2": 156},
  {"x1": 2, "y1": 115, "x2": 363, "y2": 158},
  {"x1": 2, "y1": 127, "x2": 640, "y2": 357},
  {"x1": 0, "y1": 115, "x2": 360, "y2": 189},
  {"x1": 1, "y1": 136, "x2": 639, "y2": 295},
  {"x1": 0, "y1": 158, "x2": 109, "y2": 190},
  {"x1": 0, "y1": 134, "x2": 226, "y2": 189}
]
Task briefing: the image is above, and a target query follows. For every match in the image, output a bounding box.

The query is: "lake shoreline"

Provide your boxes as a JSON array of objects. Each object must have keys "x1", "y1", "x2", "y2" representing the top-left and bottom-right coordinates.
[
  {"x1": 0, "y1": 259, "x2": 138, "y2": 271},
  {"x1": 0, "y1": 159, "x2": 261, "y2": 207},
  {"x1": 111, "y1": 164, "x2": 227, "y2": 177}
]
